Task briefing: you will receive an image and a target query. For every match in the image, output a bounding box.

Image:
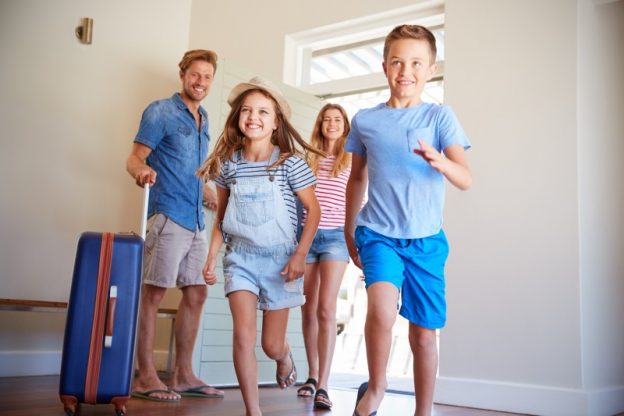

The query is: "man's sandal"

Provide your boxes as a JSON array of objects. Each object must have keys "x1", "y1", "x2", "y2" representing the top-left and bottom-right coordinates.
[{"x1": 296, "y1": 377, "x2": 317, "y2": 397}]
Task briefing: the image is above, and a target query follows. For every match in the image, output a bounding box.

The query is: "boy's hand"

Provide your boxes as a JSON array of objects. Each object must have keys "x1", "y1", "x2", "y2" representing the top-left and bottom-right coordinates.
[
  {"x1": 416, "y1": 141, "x2": 473, "y2": 190},
  {"x1": 345, "y1": 234, "x2": 363, "y2": 270},
  {"x1": 414, "y1": 139, "x2": 447, "y2": 174},
  {"x1": 281, "y1": 252, "x2": 306, "y2": 281},
  {"x1": 202, "y1": 257, "x2": 218, "y2": 285}
]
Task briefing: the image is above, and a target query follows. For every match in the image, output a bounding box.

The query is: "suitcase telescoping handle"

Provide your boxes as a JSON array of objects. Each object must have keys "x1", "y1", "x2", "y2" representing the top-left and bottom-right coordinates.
[
  {"x1": 103, "y1": 184, "x2": 149, "y2": 349},
  {"x1": 140, "y1": 183, "x2": 150, "y2": 240}
]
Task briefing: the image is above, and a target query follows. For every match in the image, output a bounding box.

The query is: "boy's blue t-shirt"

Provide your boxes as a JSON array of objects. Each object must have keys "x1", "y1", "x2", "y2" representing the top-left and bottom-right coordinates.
[{"x1": 345, "y1": 102, "x2": 471, "y2": 239}]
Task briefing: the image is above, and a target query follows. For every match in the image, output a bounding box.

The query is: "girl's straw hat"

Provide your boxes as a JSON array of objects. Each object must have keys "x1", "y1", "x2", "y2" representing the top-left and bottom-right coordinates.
[{"x1": 227, "y1": 76, "x2": 292, "y2": 120}]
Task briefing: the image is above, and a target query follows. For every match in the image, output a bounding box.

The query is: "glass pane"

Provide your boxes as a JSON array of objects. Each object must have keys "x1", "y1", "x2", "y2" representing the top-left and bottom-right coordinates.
[
  {"x1": 310, "y1": 28, "x2": 444, "y2": 85},
  {"x1": 327, "y1": 80, "x2": 444, "y2": 120}
]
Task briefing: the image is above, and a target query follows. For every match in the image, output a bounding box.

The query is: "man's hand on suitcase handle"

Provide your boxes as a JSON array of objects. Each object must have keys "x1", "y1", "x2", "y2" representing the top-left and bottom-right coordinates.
[{"x1": 134, "y1": 165, "x2": 157, "y2": 187}]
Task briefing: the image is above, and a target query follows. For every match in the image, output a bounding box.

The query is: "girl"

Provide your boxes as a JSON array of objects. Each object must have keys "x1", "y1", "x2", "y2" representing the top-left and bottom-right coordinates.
[
  {"x1": 197, "y1": 77, "x2": 322, "y2": 416},
  {"x1": 297, "y1": 104, "x2": 352, "y2": 410}
]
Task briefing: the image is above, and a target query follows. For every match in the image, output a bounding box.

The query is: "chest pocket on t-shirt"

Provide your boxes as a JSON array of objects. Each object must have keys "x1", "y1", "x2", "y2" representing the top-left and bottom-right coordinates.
[{"x1": 406, "y1": 127, "x2": 435, "y2": 153}]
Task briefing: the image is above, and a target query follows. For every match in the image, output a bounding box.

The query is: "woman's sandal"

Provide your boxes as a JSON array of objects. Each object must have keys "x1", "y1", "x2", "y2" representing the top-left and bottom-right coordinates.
[
  {"x1": 276, "y1": 350, "x2": 297, "y2": 389},
  {"x1": 296, "y1": 377, "x2": 317, "y2": 397},
  {"x1": 314, "y1": 388, "x2": 332, "y2": 410}
]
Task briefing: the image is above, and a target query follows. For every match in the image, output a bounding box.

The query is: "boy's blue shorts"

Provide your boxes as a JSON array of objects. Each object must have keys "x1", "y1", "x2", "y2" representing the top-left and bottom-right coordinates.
[{"x1": 354, "y1": 226, "x2": 449, "y2": 329}]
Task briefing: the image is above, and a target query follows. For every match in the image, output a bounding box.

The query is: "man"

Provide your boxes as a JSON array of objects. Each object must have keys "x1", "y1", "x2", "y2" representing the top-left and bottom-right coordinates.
[{"x1": 126, "y1": 49, "x2": 223, "y2": 402}]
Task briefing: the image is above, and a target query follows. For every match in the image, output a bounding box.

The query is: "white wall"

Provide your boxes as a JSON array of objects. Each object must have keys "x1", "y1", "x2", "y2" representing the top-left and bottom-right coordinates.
[
  {"x1": 438, "y1": 1, "x2": 624, "y2": 415},
  {"x1": 442, "y1": 0, "x2": 581, "y2": 386},
  {"x1": 578, "y1": 0, "x2": 624, "y2": 408},
  {"x1": 0, "y1": 0, "x2": 193, "y2": 375}
]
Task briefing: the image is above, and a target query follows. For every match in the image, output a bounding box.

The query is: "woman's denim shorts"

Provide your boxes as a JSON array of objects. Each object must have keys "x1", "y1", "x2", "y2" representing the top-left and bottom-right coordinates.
[{"x1": 306, "y1": 227, "x2": 349, "y2": 263}]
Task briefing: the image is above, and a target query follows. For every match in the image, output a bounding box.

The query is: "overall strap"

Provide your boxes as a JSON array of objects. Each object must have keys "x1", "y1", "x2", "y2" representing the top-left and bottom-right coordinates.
[
  {"x1": 268, "y1": 147, "x2": 280, "y2": 164},
  {"x1": 267, "y1": 147, "x2": 281, "y2": 181},
  {"x1": 226, "y1": 150, "x2": 241, "y2": 183}
]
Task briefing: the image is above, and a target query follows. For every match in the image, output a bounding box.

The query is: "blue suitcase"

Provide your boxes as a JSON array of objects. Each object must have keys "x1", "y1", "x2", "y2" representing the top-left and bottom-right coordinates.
[{"x1": 59, "y1": 187, "x2": 149, "y2": 416}]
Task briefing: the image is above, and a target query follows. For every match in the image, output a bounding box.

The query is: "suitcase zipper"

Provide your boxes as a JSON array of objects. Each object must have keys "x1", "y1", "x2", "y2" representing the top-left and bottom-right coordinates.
[{"x1": 84, "y1": 232, "x2": 114, "y2": 404}]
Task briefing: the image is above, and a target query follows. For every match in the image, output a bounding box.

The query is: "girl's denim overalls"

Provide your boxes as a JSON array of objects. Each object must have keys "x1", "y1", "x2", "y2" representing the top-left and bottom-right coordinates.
[{"x1": 220, "y1": 147, "x2": 304, "y2": 309}]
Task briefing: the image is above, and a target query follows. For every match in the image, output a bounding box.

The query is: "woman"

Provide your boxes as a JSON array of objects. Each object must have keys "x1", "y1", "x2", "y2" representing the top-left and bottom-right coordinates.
[{"x1": 297, "y1": 103, "x2": 351, "y2": 410}]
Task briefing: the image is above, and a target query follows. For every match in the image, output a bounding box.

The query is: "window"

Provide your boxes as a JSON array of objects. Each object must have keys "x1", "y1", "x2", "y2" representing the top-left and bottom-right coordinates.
[
  {"x1": 309, "y1": 27, "x2": 444, "y2": 86},
  {"x1": 284, "y1": 1, "x2": 446, "y2": 118},
  {"x1": 312, "y1": 27, "x2": 445, "y2": 117},
  {"x1": 330, "y1": 79, "x2": 444, "y2": 120}
]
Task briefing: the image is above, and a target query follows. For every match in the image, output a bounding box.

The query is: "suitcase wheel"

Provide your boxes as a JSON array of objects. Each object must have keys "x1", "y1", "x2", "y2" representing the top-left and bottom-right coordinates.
[
  {"x1": 60, "y1": 396, "x2": 78, "y2": 415},
  {"x1": 111, "y1": 398, "x2": 128, "y2": 415},
  {"x1": 114, "y1": 404, "x2": 127, "y2": 416}
]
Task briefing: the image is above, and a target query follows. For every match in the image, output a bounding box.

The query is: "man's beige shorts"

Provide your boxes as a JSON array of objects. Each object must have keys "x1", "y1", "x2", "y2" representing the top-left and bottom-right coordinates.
[{"x1": 143, "y1": 213, "x2": 208, "y2": 288}]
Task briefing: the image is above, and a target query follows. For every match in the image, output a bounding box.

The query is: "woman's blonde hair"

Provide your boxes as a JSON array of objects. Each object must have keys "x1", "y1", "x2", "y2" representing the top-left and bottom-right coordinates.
[
  {"x1": 197, "y1": 88, "x2": 324, "y2": 180},
  {"x1": 306, "y1": 103, "x2": 351, "y2": 177}
]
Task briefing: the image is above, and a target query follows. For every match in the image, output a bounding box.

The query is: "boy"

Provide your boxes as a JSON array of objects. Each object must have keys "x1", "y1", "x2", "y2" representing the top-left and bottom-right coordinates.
[{"x1": 344, "y1": 25, "x2": 472, "y2": 416}]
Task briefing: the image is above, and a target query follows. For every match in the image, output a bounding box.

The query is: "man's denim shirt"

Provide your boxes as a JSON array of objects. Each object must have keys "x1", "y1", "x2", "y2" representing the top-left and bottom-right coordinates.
[{"x1": 134, "y1": 93, "x2": 209, "y2": 231}]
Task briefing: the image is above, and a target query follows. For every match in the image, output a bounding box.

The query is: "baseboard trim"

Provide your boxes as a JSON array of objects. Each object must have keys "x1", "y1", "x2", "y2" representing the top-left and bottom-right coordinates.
[
  {"x1": 435, "y1": 376, "x2": 624, "y2": 416},
  {"x1": 587, "y1": 385, "x2": 624, "y2": 416},
  {"x1": 0, "y1": 351, "x2": 62, "y2": 377}
]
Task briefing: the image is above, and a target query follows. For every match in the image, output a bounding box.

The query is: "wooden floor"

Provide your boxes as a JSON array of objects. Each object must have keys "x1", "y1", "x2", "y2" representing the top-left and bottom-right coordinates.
[{"x1": 0, "y1": 375, "x2": 526, "y2": 416}]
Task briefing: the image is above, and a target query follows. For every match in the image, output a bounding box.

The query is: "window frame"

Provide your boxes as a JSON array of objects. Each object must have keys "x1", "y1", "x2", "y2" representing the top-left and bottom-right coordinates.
[{"x1": 283, "y1": 1, "x2": 445, "y2": 98}]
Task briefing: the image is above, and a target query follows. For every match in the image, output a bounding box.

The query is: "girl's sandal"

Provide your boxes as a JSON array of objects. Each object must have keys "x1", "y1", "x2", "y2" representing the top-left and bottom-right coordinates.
[
  {"x1": 314, "y1": 388, "x2": 332, "y2": 410},
  {"x1": 276, "y1": 350, "x2": 297, "y2": 389},
  {"x1": 296, "y1": 377, "x2": 317, "y2": 397}
]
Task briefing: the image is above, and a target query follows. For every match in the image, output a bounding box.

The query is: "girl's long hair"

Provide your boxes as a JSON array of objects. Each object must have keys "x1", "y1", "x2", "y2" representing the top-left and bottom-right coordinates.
[
  {"x1": 197, "y1": 88, "x2": 324, "y2": 180},
  {"x1": 306, "y1": 103, "x2": 351, "y2": 177}
]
